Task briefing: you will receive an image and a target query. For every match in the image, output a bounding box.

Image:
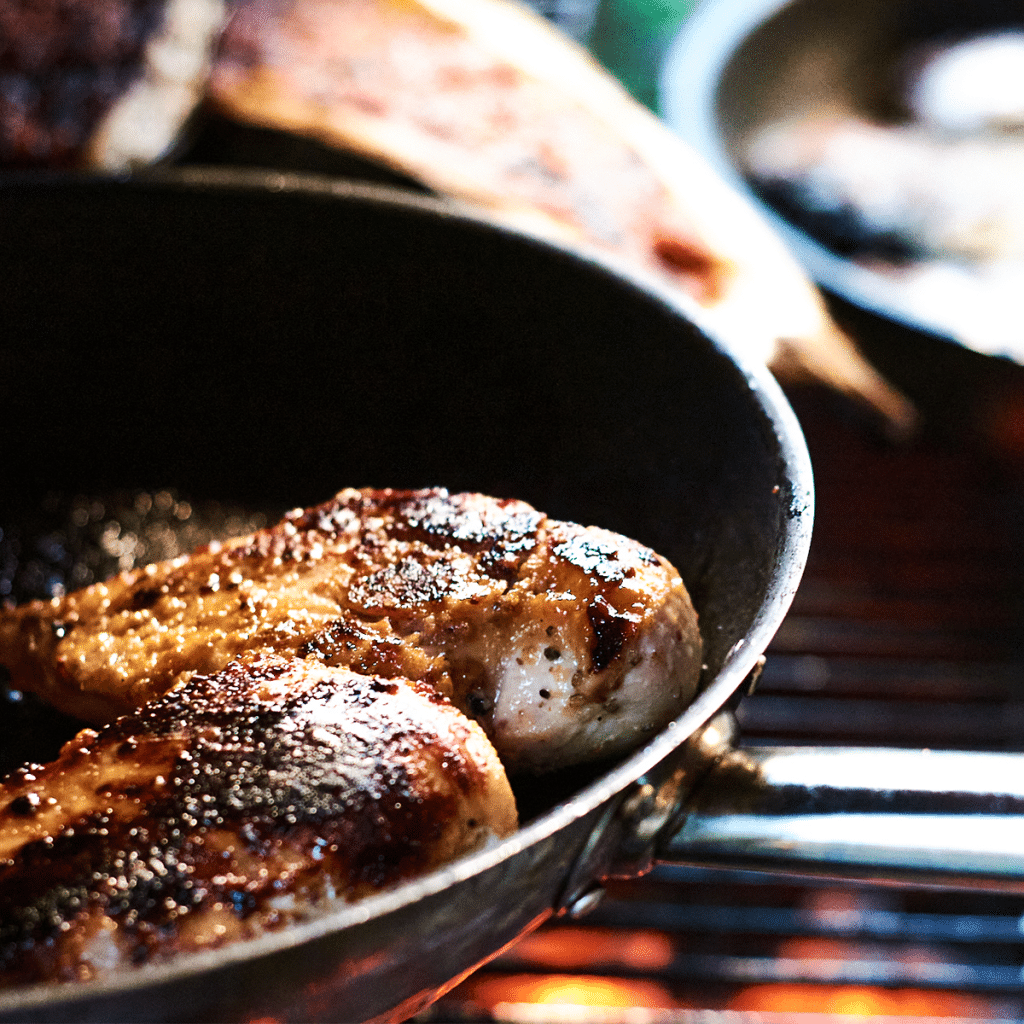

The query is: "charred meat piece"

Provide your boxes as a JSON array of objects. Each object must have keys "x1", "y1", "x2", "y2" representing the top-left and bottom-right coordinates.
[
  {"x1": 209, "y1": 0, "x2": 732, "y2": 303},
  {"x1": 1, "y1": 488, "x2": 702, "y2": 773},
  {"x1": 0, "y1": 653, "x2": 516, "y2": 985},
  {"x1": 0, "y1": 0, "x2": 227, "y2": 169}
]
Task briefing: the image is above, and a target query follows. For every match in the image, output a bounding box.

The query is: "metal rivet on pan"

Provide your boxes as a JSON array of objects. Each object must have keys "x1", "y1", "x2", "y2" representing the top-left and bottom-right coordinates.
[{"x1": 566, "y1": 885, "x2": 606, "y2": 919}]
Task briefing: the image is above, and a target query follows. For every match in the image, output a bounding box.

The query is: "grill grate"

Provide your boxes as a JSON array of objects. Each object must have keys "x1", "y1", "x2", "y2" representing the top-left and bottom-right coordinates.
[
  {"x1": 428, "y1": 381, "x2": 1024, "y2": 1022},
  {"x1": 742, "y1": 386, "x2": 1024, "y2": 753}
]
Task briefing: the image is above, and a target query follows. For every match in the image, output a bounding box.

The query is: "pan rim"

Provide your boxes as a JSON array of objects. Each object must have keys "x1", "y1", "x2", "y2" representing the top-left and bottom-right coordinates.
[{"x1": 0, "y1": 166, "x2": 813, "y2": 1016}]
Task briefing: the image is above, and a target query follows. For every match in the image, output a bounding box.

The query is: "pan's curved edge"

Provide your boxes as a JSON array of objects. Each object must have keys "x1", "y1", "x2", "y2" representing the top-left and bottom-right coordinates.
[{"x1": 0, "y1": 166, "x2": 814, "y2": 1023}]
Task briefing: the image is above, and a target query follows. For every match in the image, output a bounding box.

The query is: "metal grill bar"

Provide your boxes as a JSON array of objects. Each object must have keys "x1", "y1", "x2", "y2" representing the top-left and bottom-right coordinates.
[
  {"x1": 585, "y1": 901, "x2": 1024, "y2": 945},
  {"x1": 737, "y1": 693, "x2": 1024, "y2": 747}
]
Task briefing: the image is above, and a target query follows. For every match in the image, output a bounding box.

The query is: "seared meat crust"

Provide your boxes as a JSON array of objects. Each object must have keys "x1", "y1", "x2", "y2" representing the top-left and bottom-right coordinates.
[
  {"x1": 1, "y1": 488, "x2": 702, "y2": 771},
  {"x1": 0, "y1": 487, "x2": 698, "y2": 987},
  {"x1": 0, "y1": 654, "x2": 516, "y2": 985}
]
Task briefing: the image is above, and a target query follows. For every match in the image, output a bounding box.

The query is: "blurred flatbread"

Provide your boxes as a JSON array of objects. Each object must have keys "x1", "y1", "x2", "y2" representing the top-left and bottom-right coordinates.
[{"x1": 207, "y1": 0, "x2": 914, "y2": 431}]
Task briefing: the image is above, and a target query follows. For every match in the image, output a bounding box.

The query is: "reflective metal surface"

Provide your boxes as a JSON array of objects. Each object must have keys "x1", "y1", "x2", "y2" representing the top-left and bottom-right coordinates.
[{"x1": 671, "y1": 745, "x2": 1024, "y2": 890}]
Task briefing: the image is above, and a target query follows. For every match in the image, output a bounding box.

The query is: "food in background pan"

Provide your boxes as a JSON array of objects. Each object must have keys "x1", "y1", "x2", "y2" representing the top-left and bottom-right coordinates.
[
  {"x1": 746, "y1": 113, "x2": 1024, "y2": 267},
  {"x1": 203, "y1": 0, "x2": 910, "y2": 428},
  {"x1": 742, "y1": 30, "x2": 1024, "y2": 355},
  {"x1": 0, "y1": 0, "x2": 911, "y2": 427},
  {"x1": 0, "y1": 487, "x2": 701, "y2": 985}
]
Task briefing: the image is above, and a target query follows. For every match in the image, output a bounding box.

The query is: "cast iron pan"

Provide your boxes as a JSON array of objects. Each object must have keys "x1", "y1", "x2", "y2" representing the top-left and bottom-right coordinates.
[
  {"x1": 3, "y1": 170, "x2": 1024, "y2": 1024},
  {"x1": 0, "y1": 168, "x2": 811, "y2": 1022}
]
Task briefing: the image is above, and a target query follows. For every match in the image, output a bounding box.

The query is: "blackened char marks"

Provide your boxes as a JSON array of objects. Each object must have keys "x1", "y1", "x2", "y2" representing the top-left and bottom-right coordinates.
[
  {"x1": 298, "y1": 616, "x2": 431, "y2": 681},
  {"x1": 586, "y1": 594, "x2": 640, "y2": 676},
  {"x1": 115, "y1": 658, "x2": 479, "y2": 831},
  {"x1": 552, "y1": 532, "x2": 657, "y2": 582},
  {"x1": 289, "y1": 488, "x2": 544, "y2": 579},
  {"x1": 347, "y1": 554, "x2": 497, "y2": 614},
  {"x1": 552, "y1": 531, "x2": 655, "y2": 672},
  {"x1": 394, "y1": 490, "x2": 544, "y2": 579},
  {"x1": 0, "y1": 819, "x2": 202, "y2": 983}
]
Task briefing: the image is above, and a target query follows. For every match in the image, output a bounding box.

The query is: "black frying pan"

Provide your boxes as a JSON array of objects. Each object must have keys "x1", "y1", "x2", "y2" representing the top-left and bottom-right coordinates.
[{"x1": 0, "y1": 170, "x2": 1019, "y2": 1024}]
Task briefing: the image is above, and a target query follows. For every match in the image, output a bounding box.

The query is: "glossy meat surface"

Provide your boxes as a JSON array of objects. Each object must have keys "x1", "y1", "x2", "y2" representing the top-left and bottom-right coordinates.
[
  {"x1": 0, "y1": 654, "x2": 516, "y2": 985},
  {"x1": 1, "y1": 488, "x2": 702, "y2": 772}
]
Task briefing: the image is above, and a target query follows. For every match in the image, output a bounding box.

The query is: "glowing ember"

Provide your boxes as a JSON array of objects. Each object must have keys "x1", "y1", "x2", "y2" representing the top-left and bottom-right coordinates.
[
  {"x1": 462, "y1": 972, "x2": 677, "y2": 1014},
  {"x1": 508, "y1": 927, "x2": 674, "y2": 972}
]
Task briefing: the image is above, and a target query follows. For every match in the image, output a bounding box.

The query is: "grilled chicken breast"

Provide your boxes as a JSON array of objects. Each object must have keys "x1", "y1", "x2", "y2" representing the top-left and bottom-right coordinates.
[
  {"x1": 1, "y1": 488, "x2": 701, "y2": 773},
  {"x1": 0, "y1": 487, "x2": 699, "y2": 986},
  {"x1": 0, "y1": 654, "x2": 516, "y2": 985}
]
